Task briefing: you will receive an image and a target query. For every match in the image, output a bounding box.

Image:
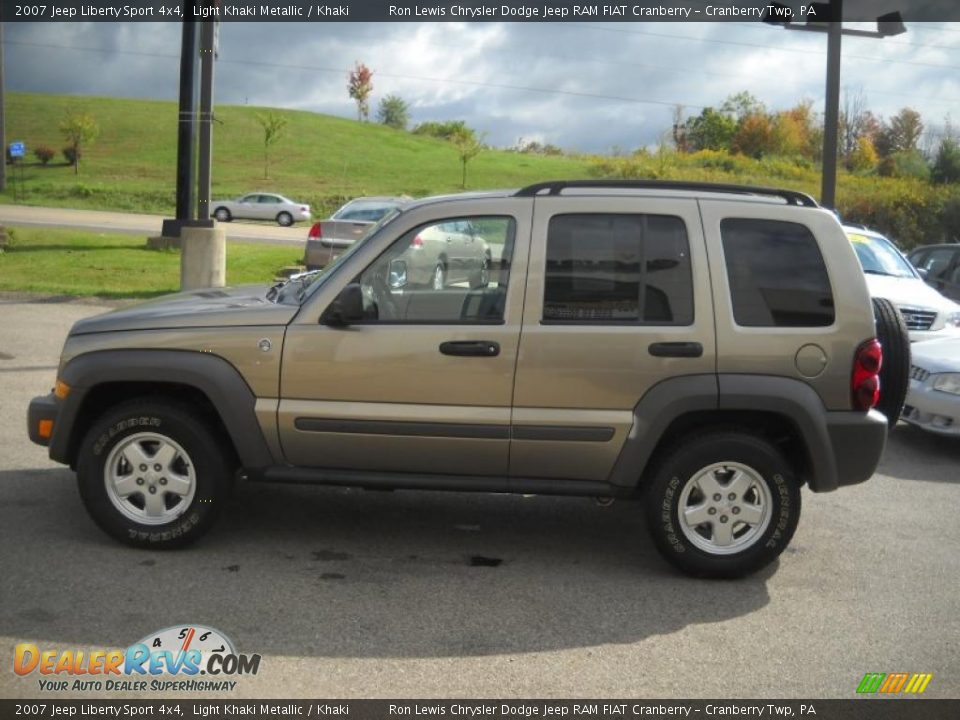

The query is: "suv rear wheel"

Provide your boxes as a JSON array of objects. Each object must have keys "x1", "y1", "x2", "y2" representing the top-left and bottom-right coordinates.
[
  {"x1": 644, "y1": 431, "x2": 801, "y2": 578},
  {"x1": 76, "y1": 399, "x2": 233, "y2": 549}
]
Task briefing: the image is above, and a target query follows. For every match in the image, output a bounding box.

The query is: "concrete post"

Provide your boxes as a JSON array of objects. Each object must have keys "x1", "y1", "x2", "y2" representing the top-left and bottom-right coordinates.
[{"x1": 180, "y1": 225, "x2": 226, "y2": 290}]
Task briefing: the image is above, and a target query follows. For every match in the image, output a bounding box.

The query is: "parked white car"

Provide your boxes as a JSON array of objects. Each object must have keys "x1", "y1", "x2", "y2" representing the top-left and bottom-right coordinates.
[
  {"x1": 903, "y1": 338, "x2": 960, "y2": 436},
  {"x1": 212, "y1": 193, "x2": 311, "y2": 226},
  {"x1": 846, "y1": 226, "x2": 960, "y2": 342}
]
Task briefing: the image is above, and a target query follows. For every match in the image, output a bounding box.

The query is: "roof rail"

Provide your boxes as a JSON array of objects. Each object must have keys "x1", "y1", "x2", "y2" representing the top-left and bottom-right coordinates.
[{"x1": 514, "y1": 180, "x2": 819, "y2": 208}]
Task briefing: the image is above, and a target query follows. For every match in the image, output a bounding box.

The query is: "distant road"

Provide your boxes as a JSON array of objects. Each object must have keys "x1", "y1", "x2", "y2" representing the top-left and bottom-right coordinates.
[{"x1": 0, "y1": 204, "x2": 305, "y2": 246}]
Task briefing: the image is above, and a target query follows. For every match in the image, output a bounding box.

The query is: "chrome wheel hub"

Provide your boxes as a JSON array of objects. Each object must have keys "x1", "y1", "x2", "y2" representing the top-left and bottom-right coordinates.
[
  {"x1": 677, "y1": 462, "x2": 772, "y2": 555},
  {"x1": 103, "y1": 432, "x2": 196, "y2": 525}
]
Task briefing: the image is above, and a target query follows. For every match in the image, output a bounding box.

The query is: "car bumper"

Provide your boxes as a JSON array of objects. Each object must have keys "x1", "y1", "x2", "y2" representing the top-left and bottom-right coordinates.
[
  {"x1": 908, "y1": 325, "x2": 960, "y2": 343},
  {"x1": 902, "y1": 381, "x2": 960, "y2": 436},
  {"x1": 27, "y1": 392, "x2": 59, "y2": 447},
  {"x1": 822, "y1": 409, "x2": 888, "y2": 490}
]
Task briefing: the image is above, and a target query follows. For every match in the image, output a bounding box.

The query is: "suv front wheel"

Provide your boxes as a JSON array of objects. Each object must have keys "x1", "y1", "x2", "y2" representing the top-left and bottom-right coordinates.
[
  {"x1": 76, "y1": 399, "x2": 233, "y2": 549},
  {"x1": 644, "y1": 431, "x2": 801, "y2": 578}
]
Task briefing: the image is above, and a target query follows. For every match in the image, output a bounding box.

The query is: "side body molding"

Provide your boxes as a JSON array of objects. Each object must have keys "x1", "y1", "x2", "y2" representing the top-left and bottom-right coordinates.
[{"x1": 52, "y1": 349, "x2": 275, "y2": 469}]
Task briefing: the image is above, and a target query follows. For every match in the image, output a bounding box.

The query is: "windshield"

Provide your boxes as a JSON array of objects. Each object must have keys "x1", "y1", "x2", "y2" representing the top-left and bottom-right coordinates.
[
  {"x1": 274, "y1": 207, "x2": 404, "y2": 305},
  {"x1": 848, "y1": 232, "x2": 917, "y2": 279}
]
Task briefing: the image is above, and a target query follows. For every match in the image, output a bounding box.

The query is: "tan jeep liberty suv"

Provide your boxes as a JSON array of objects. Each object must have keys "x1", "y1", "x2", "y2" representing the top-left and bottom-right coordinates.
[{"x1": 28, "y1": 180, "x2": 897, "y2": 578}]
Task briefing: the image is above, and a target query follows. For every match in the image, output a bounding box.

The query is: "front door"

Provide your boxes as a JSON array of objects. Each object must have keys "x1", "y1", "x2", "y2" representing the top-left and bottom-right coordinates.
[{"x1": 277, "y1": 201, "x2": 531, "y2": 476}]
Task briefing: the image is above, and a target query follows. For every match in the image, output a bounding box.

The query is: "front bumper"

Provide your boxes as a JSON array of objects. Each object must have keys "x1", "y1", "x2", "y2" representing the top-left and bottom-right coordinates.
[
  {"x1": 903, "y1": 380, "x2": 960, "y2": 436},
  {"x1": 27, "y1": 392, "x2": 59, "y2": 447}
]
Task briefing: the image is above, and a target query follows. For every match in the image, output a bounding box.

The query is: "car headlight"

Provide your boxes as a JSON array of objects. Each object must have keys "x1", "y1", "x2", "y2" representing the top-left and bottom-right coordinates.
[
  {"x1": 947, "y1": 311, "x2": 960, "y2": 328},
  {"x1": 933, "y1": 373, "x2": 960, "y2": 395}
]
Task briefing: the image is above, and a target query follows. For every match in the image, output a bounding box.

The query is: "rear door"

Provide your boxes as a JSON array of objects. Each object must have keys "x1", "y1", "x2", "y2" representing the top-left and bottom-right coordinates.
[{"x1": 511, "y1": 196, "x2": 714, "y2": 481}]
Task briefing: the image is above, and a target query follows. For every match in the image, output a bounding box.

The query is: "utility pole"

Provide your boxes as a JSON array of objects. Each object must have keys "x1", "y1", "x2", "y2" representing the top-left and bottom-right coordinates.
[
  {"x1": 197, "y1": 14, "x2": 217, "y2": 221},
  {"x1": 0, "y1": 21, "x2": 7, "y2": 193}
]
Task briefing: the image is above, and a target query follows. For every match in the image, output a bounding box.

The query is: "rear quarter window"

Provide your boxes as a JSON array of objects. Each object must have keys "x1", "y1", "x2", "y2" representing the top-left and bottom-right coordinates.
[{"x1": 720, "y1": 218, "x2": 835, "y2": 328}]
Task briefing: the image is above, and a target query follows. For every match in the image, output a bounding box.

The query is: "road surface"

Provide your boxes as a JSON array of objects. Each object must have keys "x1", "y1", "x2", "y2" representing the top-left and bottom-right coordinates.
[{"x1": 0, "y1": 204, "x2": 304, "y2": 245}]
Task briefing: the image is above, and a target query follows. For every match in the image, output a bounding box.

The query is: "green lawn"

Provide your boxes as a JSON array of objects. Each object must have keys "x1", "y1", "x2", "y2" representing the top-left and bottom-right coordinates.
[
  {"x1": 0, "y1": 226, "x2": 302, "y2": 298},
  {"x1": 1, "y1": 92, "x2": 589, "y2": 217}
]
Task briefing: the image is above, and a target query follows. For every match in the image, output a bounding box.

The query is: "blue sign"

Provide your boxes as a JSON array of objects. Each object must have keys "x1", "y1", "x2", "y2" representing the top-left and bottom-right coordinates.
[{"x1": 9, "y1": 142, "x2": 25, "y2": 158}]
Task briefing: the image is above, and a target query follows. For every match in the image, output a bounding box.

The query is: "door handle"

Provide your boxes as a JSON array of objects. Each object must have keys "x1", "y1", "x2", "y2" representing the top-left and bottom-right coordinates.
[
  {"x1": 648, "y1": 341, "x2": 703, "y2": 358},
  {"x1": 440, "y1": 341, "x2": 500, "y2": 357}
]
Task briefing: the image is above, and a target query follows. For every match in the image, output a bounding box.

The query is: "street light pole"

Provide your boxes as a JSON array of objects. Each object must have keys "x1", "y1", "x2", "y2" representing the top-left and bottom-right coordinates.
[{"x1": 821, "y1": 4, "x2": 843, "y2": 209}]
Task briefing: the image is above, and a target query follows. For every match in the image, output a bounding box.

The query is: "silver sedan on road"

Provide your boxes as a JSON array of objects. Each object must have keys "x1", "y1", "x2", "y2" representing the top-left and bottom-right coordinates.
[
  {"x1": 903, "y1": 338, "x2": 960, "y2": 436},
  {"x1": 212, "y1": 192, "x2": 311, "y2": 226}
]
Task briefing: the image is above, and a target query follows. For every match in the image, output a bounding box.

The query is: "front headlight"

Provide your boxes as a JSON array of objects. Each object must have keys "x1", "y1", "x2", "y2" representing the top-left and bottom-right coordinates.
[
  {"x1": 933, "y1": 373, "x2": 960, "y2": 395},
  {"x1": 946, "y1": 311, "x2": 960, "y2": 328}
]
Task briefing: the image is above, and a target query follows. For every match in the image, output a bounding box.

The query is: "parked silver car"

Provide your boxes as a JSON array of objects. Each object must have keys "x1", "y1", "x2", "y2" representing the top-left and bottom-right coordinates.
[
  {"x1": 903, "y1": 338, "x2": 960, "y2": 436},
  {"x1": 305, "y1": 197, "x2": 409, "y2": 269},
  {"x1": 389, "y1": 218, "x2": 493, "y2": 290},
  {"x1": 212, "y1": 193, "x2": 311, "y2": 226}
]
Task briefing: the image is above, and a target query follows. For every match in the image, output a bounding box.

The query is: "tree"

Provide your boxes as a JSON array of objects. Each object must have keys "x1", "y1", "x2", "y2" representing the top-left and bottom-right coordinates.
[
  {"x1": 720, "y1": 91, "x2": 764, "y2": 122},
  {"x1": 849, "y1": 136, "x2": 879, "y2": 173},
  {"x1": 450, "y1": 127, "x2": 483, "y2": 189},
  {"x1": 932, "y1": 138, "x2": 960, "y2": 184},
  {"x1": 732, "y1": 113, "x2": 775, "y2": 158},
  {"x1": 255, "y1": 111, "x2": 287, "y2": 179},
  {"x1": 413, "y1": 120, "x2": 470, "y2": 140},
  {"x1": 59, "y1": 110, "x2": 99, "y2": 175},
  {"x1": 876, "y1": 108, "x2": 924, "y2": 157},
  {"x1": 377, "y1": 94, "x2": 409, "y2": 130},
  {"x1": 685, "y1": 107, "x2": 736, "y2": 152},
  {"x1": 348, "y1": 62, "x2": 374, "y2": 122}
]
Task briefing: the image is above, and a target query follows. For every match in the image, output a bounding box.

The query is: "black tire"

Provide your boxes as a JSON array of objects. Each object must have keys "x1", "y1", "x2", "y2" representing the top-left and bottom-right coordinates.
[
  {"x1": 469, "y1": 257, "x2": 491, "y2": 289},
  {"x1": 644, "y1": 431, "x2": 801, "y2": 579},
  {"x1": 76, "y1": 399, "x2": 234, "y2": 549},
  {"x1": 277, "y1": 211, "x2": 294, "y2": 227},
  {"x1": 213, "y1": 207, "x2": 231, "y2": 222},
  {"x1": 872, "y1": 297, "x2": 910, "y2": 425}
]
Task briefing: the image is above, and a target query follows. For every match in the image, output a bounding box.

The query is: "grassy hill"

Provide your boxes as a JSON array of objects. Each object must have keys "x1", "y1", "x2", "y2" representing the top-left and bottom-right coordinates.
[
  {"x1": 1, "y1": 92, "x2": 588, "y2": 216},
  {"x1": 2, "y1": 92, "x2": 956, "y2": 248}
]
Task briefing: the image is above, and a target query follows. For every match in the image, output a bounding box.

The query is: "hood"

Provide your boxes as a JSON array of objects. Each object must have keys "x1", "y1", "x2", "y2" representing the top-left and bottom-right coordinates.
[
  {"x1": 864, "y1": 274, "x2": 960, "y2": 313},
  {"x1": 70, "y1": 285, "x2": 298, "y2": 335},
  {"x1": 911, "y1": 338, "x2": 960, "y2": 374}
]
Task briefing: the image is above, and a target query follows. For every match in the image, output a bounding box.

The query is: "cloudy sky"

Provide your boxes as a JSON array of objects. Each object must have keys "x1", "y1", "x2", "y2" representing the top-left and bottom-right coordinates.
[{"x1": 6, "y1": 19, "x2": 960, "y2": 152}]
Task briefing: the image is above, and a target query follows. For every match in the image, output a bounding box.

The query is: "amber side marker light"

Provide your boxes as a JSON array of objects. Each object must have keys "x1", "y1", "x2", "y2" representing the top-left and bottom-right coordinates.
[
  {"x1": 54, "y1": 380, "x2": 70, "y2": 399},
  {"x1": 38, "y1": 420, "x2": 54, "y2": 439}
]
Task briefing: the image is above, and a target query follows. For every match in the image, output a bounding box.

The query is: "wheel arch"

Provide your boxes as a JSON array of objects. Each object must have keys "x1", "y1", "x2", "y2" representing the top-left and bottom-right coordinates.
[
  {"x1": 608, "y1": 374, "x2": 837, "y2": 492},
  {"x1": 52, "y1": 350, "x2": 275, "y2": 471}
]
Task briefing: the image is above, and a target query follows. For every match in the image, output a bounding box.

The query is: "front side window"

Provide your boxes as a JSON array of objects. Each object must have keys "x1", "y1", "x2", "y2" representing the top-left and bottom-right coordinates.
[
  {"x1": 721, "y1": 218, "x2": 834, "y2": 327},
  {"x1": 355, "y1": 216, "x2": 515, "y2": 324},
  {"x1": 543, "y1": 214, "x2": 693, "y2": 325}
]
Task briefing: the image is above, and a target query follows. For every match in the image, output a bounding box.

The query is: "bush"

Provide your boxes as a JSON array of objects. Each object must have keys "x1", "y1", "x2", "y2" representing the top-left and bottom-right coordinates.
[
  {"x1": 932, "y1": 138, "x2": 960, "y2": 184},
  {"x1": 878, "y1": 150, "x2": 930, "y2": 181},
  {"x1": 34, "y1": 145, "x2": 56, "y2": 165},
  {"x1": 63, "y1": 146, "x2": 82, "y2": 165},
  {"x1": 412, "y1": 120, "x2": 470, "y2": 141}
]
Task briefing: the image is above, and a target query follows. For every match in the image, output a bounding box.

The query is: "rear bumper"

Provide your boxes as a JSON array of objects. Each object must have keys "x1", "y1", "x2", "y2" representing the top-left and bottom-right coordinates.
[
  {"x1": 27, "y1": 393, "x2": 59, "y2": 447},
  {"x1": 821, "y1": 409, "x2": 888, "y2": 490}
]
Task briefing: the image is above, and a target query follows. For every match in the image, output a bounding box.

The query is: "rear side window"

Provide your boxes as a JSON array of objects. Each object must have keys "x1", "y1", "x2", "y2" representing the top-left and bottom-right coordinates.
[
  {"x1": 721, "y1": 218, "x2": 834, "y2": 327},
  {"x1": 543, "y1": 214, "x2": 693, "y2": 325}
]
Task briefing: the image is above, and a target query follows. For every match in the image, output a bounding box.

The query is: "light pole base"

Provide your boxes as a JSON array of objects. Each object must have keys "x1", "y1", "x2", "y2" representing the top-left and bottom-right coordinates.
[{"x1": 180, "y1": 225, "x2": 226, "y2": 290}]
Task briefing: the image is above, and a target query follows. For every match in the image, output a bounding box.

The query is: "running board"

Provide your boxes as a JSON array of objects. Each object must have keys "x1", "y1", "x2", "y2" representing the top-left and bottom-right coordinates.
[{"x1": 254, "y1": 467, "x2": 627, "y2": 498}]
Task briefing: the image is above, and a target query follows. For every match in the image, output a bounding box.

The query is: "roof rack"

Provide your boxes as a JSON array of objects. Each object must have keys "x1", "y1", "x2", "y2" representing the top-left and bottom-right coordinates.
[{"x1": 514, "y1": 180, "x2": 819, "y2": 208}]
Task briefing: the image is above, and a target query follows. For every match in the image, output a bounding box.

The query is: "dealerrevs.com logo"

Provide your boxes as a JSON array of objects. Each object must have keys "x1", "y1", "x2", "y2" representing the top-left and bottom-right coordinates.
[
  {"x1": 856, "y1": 672, "x2": 933, "y2": 695},
  {"x1": 13, "y1": 625, "x2": 261, "y2": 692}
]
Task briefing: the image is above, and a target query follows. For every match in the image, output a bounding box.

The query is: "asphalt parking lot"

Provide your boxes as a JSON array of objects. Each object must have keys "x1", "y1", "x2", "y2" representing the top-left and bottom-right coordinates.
[{"x1": 1, "y1": 299, "x2": 958, "y2": 699}]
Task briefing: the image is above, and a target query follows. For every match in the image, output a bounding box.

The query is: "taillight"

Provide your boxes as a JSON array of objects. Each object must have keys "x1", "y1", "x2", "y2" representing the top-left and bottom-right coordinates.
[
  {"x1": 410, "y1": 234, "x2": 424, "y2": 248},
  {"x1": 851, "y1": 338, "x2": 882, "y2": 411},
  {"x1": 308, "y1": 222, "x2": 322, "y2": 239}
]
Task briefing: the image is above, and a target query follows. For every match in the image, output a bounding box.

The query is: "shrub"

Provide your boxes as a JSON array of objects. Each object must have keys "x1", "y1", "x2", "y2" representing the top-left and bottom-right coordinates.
[
  {"x1": 877, "y1": 150, "x2": 930, "y2": 181},
  {"x1": 62, "y1": 146, "x2": 82, "y2": 165},
  {"x1": 412, "y1": 120, "x2": 470, "y2": 141},
  {"x1": 34, "y1": 145, "x2": 56, "y2": 165},
  {"x1": 932, "y1": 138, "x2": 960, "y2": 184}
]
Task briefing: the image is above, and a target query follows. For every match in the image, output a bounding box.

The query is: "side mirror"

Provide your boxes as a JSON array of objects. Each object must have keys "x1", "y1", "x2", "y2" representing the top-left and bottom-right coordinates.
[
  {"x1": 388, "y1": 259, "x2": 408, "y2": 290},
  {"x1": 322, "y1": 283, "x2": 364, "y2": 326}
]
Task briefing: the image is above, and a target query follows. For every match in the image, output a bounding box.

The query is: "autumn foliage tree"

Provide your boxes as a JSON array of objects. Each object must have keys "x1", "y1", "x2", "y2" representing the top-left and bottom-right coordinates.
[{"x1": 348, "y1": 62, "x2": 374, "y2": 122}]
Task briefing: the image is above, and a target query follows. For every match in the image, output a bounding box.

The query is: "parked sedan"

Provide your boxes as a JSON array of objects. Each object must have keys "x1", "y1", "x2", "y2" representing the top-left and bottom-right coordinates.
[
  {"x1": 902, "y1": 338, "x2": 960, "y2": 436},
  {"x1": 212, "y1": 193, "x2": 311, "y2": 226},
  {"x1": 305, "y1": 197, "x2": 408, "y2": 269},
  {"x1": 907, "y1": 243, "x2": 960, "y2": 302}
]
